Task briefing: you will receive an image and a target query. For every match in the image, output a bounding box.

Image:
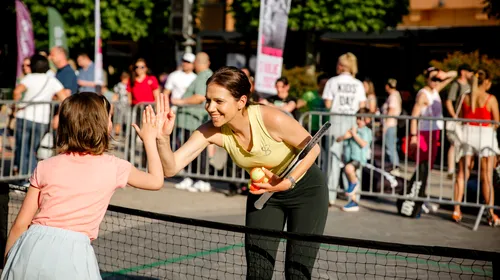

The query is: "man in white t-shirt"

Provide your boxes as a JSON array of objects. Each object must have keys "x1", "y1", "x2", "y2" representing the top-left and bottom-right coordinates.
[
  {"x1": 322, "y1": 54, "x2": 366, "y2": 207},
  {"x1": 12, "y1": 54, "x2": 67, "y2": 176},
  {"x1": 164, "y1": 53, "x2": 197, "y2": 113}
]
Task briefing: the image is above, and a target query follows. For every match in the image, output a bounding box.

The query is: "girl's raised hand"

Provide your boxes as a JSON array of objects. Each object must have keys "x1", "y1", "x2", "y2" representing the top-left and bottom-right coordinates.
[{"x1": 132, "y1": 105, "x2": 158, "y2": 143}]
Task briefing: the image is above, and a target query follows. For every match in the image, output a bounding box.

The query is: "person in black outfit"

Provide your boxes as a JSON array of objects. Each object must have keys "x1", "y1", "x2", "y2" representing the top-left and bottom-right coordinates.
[{"x1": 262, "y1": 77, "x2": 298, "y2": 119}]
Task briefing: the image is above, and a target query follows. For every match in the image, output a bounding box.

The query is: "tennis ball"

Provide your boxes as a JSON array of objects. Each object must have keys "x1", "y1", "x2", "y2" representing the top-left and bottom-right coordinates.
[
  {"x1": 250, "y1": 167, "x2": 266, "y2": 183},
  {"x1": 248, "y1": 179, "x2": 260, "y2": 191}
]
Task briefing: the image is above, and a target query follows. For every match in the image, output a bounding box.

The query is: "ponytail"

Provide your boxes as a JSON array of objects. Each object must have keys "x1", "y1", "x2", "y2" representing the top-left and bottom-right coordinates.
[
  {"x1": 471, "y1": 69, "x2": 490, "y2": 112},
  {"x1": 471, "y1": 73, "x2": 479, "y2": 112},
  {"x1": 346, "y1": 53, "x2": 358, "y2": 77}
]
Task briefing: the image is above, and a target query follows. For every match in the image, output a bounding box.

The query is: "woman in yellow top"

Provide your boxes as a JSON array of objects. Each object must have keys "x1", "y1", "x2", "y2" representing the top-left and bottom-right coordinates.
[{"x1": 154, "y1": 66, "x2": 328, "y2": 279}]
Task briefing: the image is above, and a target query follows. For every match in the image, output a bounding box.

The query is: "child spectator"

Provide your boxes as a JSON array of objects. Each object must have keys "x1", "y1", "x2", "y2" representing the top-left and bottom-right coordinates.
[
  {"x1": 336, "y1": 108, "x2": 372, "y2": 212},
  {"x1": 113, "y1": 72, "x2": 131, "y2": 136}
]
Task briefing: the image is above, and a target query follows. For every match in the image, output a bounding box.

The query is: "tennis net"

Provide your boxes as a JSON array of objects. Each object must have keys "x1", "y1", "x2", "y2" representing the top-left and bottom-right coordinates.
[{"x1": 3, "y1": 187, "x2": 497, "y2": 279}]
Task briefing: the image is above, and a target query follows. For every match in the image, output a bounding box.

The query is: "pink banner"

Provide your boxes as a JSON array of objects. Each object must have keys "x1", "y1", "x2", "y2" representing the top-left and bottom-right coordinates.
[
  {"x1": 254, "y1": 0, "x2": 292, "y2": 95},
  {"x1": 15, "y1": 0, "x2": 35, "y2": 81}
]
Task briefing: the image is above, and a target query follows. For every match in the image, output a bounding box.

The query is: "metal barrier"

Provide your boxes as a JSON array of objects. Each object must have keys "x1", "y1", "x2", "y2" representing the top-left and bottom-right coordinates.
[
  {"x1": 300, "y1": 111, "x2": 500, "y2": 230},
  {"x1": 129, "y1": 102, "x2": 250, "y2": 184},
  {"x1": 0, "y1": 100, "x2": 132, "y2": 182},
  {"x1": 2, "y1": 99, "x2": 498, "y2": 230}
]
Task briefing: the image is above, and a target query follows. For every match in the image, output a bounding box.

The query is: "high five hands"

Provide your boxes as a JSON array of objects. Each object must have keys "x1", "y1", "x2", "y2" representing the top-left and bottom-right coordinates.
[{"x1": 131, "y1": 94, "x2": 176, "y2": 142}]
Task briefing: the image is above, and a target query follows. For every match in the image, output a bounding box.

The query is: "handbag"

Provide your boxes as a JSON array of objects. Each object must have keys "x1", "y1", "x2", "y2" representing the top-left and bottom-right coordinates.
[
  {"x1": 445, "y1": 92, "x2": 466, "y2": 144},
  {"x1": 401, "y1": 134, "x2": 426, "y2": 160},
  {"x1": 37, "y1": 131, "x2": 54, "y2": 160}
]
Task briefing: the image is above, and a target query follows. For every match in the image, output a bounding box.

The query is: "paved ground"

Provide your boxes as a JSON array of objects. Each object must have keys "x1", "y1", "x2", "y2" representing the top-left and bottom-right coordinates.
[
  {"x1": 6, "y1": 179, "x2": 498, "y2": 280},
  {"x1": 108, "y1": 179, "x2": 500, "y2": 252},
  {"x1": 2, "y1": 142, "x2": 499, "y2": 279}
]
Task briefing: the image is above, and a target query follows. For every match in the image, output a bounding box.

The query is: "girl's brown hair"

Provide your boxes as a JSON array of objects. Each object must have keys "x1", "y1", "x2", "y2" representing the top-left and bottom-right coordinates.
[
  {"x1": 57, "y1": 92, "x2": 111, "y2": 155},
  {"x1": 206, "y1": 66, "x2": 253, "y2": 106}
]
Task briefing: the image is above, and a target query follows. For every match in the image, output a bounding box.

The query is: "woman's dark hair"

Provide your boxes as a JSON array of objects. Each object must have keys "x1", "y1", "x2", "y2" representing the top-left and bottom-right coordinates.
[
  {"x1": 130, "y1": 58, "x2": 152, "y2": 88},
  {"x1": 275, "y1": 76, "x2": 289, "y2": 86},
  {"x1": 357, "y1": 107, "x2": 369, "y2": 115},
  {"x1": 206, "y1": 66, "x2": 253, "y2": 106},
  {"x1": 30, "y1": 54, "x2": 50, "y2": 73},
  {"x1": 424, "y1": 67, "x2": 440, "y2": 78},
  {"x1": 475, "y1": 69, "x2": 491, "y2": 87},
  {"x1": 471, "y1": 69, "x2": 492, "y2": 112}
]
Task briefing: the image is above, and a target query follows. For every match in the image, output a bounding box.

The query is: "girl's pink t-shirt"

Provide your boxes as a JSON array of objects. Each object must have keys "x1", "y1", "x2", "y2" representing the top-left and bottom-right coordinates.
[{"x1": 30, "y1": 153, "x2": 132, "y2": 240}]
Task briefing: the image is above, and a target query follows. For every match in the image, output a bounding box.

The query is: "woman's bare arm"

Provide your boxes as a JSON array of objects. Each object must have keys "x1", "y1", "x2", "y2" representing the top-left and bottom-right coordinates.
[{"x1": 259, "y1": 105, "x2": 320, "y2": 190}]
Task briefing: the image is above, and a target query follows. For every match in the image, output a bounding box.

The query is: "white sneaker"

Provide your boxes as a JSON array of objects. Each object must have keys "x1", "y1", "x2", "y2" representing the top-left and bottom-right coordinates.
[
  {"x1": 175, "y1": 178, "x2": 193, "y2": 190},
  {"x1": 186, "y1": 185, "x2": 199, "y2": 192},
  {"x1": 390, "y1": 168, "x2": 401, "y2": 177},
  {"x1": 193, "y1": 180, "x2": 211, "y2": 192}
]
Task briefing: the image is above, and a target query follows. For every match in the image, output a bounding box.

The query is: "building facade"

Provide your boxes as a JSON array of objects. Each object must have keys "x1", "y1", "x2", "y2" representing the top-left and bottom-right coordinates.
[{"x1": 399, "y1": 0, "x2": 499, "y2": 27}]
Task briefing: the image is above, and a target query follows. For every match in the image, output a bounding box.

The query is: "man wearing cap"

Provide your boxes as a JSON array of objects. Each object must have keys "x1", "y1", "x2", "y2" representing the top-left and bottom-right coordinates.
[
  {"x1": 163, "y1": 53, "x2": 197, "y2": 113},
  {"x1": 445, "y1": 64, "x2": 473, "y2": 178}
]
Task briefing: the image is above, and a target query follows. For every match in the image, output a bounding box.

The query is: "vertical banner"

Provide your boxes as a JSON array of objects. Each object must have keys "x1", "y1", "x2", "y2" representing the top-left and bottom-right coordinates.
[
  {"x1": 94, "y1": 0, "x2": 103, "y2": 93},
  {"x1": 254, "y1": 0, "x2": 292, "y2": 95},
  {"x1": 15, "y1": 0, "x2": 35, "y2": 82},
  {"x1": 48, "y1": 7, "x2": 68, "y2": 55}
]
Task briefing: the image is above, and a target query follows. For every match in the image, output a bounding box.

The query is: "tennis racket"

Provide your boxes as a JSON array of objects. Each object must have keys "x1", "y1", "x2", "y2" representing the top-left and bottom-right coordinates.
[{"x1": 254, "y1": 121, "x2": 332, "y2": 210}]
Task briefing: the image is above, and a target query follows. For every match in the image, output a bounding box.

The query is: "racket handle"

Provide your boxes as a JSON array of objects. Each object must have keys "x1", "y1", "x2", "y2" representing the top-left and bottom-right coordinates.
[{"x1": 254, "y1": 192, "x2": 273, "y2": 210}]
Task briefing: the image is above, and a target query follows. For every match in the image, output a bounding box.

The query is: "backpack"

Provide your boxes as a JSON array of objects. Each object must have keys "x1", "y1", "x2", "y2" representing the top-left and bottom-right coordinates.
[{"x1": 396, "y1": 162, "x2": 429, "y2": 218}]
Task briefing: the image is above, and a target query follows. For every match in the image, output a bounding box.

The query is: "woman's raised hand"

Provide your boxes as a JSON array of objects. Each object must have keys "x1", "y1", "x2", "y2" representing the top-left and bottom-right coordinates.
[{"x1": 155, "y1": 93, "x2": 176, "y2": 139}]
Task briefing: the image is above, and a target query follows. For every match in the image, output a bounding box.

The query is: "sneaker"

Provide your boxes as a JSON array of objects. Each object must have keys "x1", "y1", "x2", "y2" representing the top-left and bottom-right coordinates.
[
  {"x1": 390, "y1": 167, "x2": 401, "y2": 177},
  {"x1": 495, "y1": 166, "x2": 500, "y2": 184},
  {"x1": 345, "y1": 182, "x2": 358, "y2": 196},
  {"x1": 342, "y1": 200, "x2": 359, "y2": 212},
  {"x1": 487, "y1": 212, "x2": 500, "y2": 227},
  {"x1": 193, "y1": 180, "x2": 211, "y2": 192},
  {"x1": 421, "y1": 203, "x2": 430, "y2": 214},
  {"x1": 175, "y1": 178, "x2": 193, "y2": 190},
  {"x1": 186, "y1": 185, "x2": 199, "y2": 192}
]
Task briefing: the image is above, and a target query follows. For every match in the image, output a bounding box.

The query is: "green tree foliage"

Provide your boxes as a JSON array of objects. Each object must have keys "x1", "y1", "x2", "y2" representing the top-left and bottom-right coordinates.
[
  {"x1": 23, "y1": 0, "x2": 168, "y2": 49},
  {"x1": 231, "y1": 0, "x2": 409, "y2": 34},
  {"x1": 282, "y1": 66, "x2": 317, "y2": 99},
  {"x1": 483, "y1": 0, "x2": 500, "y2": 19},
  {"x1": 413, "y1": 51, "x2": 500, "y2": 92}
]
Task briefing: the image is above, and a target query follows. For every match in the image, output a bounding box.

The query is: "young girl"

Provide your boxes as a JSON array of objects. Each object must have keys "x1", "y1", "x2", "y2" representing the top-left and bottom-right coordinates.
[{"x1": 2, "y1": 92, "x2": 165, "y2": 279}]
